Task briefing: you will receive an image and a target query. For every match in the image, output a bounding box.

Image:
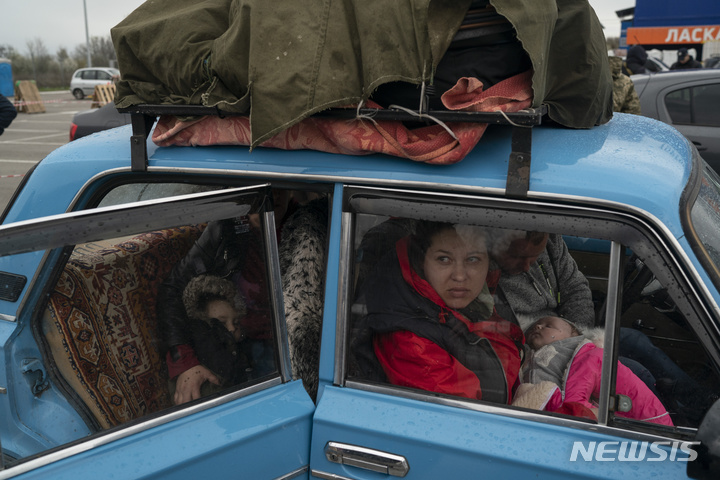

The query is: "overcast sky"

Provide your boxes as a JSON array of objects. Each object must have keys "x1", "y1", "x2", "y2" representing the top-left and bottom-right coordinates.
[{"x1": 1, "y1": 0, "x2": 633, "y2": 56}]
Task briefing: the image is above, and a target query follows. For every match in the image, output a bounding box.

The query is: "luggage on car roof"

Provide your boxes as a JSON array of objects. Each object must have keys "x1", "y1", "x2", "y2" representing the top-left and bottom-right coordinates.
[{"x1": 112, "y1": 0, "x2": 612, "y2": 148}]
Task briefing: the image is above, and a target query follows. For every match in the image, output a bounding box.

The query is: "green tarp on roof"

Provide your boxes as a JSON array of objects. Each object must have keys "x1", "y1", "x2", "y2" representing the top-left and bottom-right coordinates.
[{"x1": 112, "y1": 0, "x2": 612, "y2": 147}]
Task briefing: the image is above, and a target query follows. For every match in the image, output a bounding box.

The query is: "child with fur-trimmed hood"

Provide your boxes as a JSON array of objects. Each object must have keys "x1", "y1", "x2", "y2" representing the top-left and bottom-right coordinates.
[
  {"x1": 513, "y1": 316, "x2": 673, "y2": 426},
  {"x1": 170, "y1": 275, "x2": 251, "y2": 399}
]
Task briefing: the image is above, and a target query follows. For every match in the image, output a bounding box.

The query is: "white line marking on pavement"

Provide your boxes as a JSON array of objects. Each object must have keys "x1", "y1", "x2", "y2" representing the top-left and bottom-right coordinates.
[
  {"x1": 1, "y1": 132, "x2": 68, "y2": 142},
  {"x1": 2, "y1": 128, "x2": 68, "y2": 133}
]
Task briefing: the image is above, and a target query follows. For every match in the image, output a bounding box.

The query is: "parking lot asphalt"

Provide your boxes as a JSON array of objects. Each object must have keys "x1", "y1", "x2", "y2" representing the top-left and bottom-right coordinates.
[{"x1": 0, "y1": 91, "x2": 94, "y2": 212}]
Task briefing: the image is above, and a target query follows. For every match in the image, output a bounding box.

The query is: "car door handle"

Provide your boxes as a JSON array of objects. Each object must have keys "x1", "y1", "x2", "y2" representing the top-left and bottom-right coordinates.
[{"x1": 324, "y1": 442, "x2": 410, "y2": 477}]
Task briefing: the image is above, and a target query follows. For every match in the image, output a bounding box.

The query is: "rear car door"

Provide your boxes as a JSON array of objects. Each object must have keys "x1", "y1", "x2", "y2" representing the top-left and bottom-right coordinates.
[
  {"x1": 0, "y1": 186, "x2": 313, "y2": 479},
  {"x1": 308, "y1": 185, "x2": 720, "y2": 479},
  {"x1": 657, "y1": 79, "x2": 720, "y2": 171}
]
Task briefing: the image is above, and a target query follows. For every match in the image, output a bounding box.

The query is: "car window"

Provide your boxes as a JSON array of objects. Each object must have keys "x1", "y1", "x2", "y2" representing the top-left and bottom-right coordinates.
[
  {"x1": 693, "y1": 84, "x2": 720, "y2": 126},
  {"x1": 665, "y1": 88, "x2": 691, "y2": 124},
  {"x1": 92, "y1": 181, "x2": 329, "y2": 401},
  {"x1": 80, "y1": 70, "x2": 96, "y2": 80},
  {"x1": 666, "y1": 84, "x2": 720, "y2": 126},
  {"x1": 2, "y1": 187, "x2": 293, "y2": 467},
  {"x1": 343, "y1": 188, "x2": 719, "y2": 437},
  {"x1": 40, "y1": 220, "x2": 278, "y2": 427},
  {"x1": 689, "y1": 166, "x2": 720, "y2": 287},
  {"x1": 617, "y1": 252, "x2": 720, "y2": 429},
  {"x1": 96, "y1": 182, "x2": 223, "y2": 208},
  {"x1": 92, "y1": 180, "x2": 329, "y2": 398},
  {"x1": 96, "y1": 71, "x2": 112, "y2": 81}
]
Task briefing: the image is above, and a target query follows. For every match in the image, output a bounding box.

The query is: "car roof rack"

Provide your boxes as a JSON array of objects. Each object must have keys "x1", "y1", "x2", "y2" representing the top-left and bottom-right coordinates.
[{"x1": 118, "y1": 103, "x2": 547, "y2": 198}]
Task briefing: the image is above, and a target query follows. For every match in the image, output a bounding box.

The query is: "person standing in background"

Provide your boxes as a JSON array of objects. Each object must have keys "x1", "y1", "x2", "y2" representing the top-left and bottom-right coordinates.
[
  {"x1": 625, "y1": 45, "x2": 648, "y2": 75},
  {"x1": 670, "y1": 48, "x2": 702, "y2": 70},
  {"x1": 608, "y1": 56, "x2": 641, "y2": 114}
]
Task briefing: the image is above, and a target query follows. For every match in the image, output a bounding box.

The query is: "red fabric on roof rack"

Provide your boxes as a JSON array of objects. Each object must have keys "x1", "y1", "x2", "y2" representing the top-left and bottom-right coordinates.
[{"x1": 152, "y1": 71, "x2": 532, "y2": 165}]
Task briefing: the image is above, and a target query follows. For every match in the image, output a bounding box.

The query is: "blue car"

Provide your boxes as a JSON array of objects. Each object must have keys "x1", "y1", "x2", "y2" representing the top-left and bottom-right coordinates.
[{"x1": 0, "y1": 107, "x2": 719, "y2": 479}]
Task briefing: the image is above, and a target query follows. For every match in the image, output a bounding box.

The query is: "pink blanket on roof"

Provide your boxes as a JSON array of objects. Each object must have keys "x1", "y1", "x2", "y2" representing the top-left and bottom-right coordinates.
[{"x1": 152, "y1": 70, "x2": 533, "y2": 165}]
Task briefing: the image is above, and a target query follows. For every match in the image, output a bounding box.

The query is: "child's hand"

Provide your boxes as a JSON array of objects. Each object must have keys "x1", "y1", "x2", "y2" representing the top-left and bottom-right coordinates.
[{"x1": 174, "y1": 365, "x2": 221, "y2": 405}]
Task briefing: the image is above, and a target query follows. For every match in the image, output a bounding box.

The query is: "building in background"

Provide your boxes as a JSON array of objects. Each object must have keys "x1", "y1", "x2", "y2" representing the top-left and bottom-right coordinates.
[{"x1": 619, "y1": 0, "x2": 720, "y2": 63}]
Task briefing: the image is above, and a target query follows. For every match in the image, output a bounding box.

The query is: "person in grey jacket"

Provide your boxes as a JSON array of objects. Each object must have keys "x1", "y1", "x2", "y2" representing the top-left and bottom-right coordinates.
[
  {"x1": 489, "y1": 230, "x2": 661, "y2": 394},
  {"x1": 489, "y1": 231, "x2": 594, "y2": 332},
  {"x1": 489, "y1": 229, "x2": 716, "y2": 425}
]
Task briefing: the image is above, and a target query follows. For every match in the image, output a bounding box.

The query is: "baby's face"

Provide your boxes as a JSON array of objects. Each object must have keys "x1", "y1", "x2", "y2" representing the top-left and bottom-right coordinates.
[
  {"x1": 206, "y1": 299, "x2": 243, "y2": 342},
  {"x1": 526, "y1": 316, "x2": 577, "y2": 349}
]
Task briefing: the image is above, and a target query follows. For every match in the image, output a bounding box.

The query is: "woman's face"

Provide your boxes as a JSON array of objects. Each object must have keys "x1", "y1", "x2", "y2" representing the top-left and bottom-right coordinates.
[{"x1": 423, "y1": 227, "x2": 489, "y2": 309}]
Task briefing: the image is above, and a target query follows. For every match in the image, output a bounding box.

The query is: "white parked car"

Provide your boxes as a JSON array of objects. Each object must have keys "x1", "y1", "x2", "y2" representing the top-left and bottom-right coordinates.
[{"x1": 69, "y1": 67, "x2": 119, "y2": 100}]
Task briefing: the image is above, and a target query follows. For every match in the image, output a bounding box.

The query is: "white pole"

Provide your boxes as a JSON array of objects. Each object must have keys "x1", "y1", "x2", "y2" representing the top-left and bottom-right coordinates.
[{"x1": 83, "y1": 0, "x2": 92, "y2": 67}]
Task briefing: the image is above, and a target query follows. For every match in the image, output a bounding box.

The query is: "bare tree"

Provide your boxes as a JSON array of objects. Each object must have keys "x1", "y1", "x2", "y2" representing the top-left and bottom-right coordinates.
[
  {"x1": 26, "y1": 38, "x2": 51, "y2": 84},
  {"x1": 91, "y1": 36, "x2": 117, "y2": 67},
  {"x1": 72, "y1": 43, "x2": 89, "y2": 68},
  {"x1": 26, "y1": 38, "x2": 50, "y2": 60},
  {"x1": 0, "y1": 45, "x2": 18, "y2": 58},
  {"x1": 2, "y1": 36, "x2": 118, "y2": 89},
  {"x1": 74, "y1": 36, "x2": 117, "y2": 68},
  {"x1": 56, "y1": 47, "x2": 75, "y2": 87}
]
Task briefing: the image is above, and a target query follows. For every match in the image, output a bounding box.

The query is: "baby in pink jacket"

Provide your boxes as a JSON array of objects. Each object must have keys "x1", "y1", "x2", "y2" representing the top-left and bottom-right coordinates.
[{"x1": 515, "y1": 316, "x2": 673, "y2": 426}]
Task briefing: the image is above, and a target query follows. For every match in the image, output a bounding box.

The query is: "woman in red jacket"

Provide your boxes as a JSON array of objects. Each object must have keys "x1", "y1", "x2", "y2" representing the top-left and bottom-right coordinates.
[{"x1": 353, "y1": 221, "x2": 524, "y2": 404}]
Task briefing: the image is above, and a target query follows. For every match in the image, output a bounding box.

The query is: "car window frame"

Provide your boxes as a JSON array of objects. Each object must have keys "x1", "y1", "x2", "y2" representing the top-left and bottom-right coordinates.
[
  {"x1": 0, "y1": 184, "x2": 299, "y2": 472},
  {"x1": 663, "y1": 81, "x2": 720, "y2": 128},
  {"x1": 689, "y1": 83, "x2": 720, "y2": 127},
  {"x1": 337, "y1": 185, "x2": 720, "y2": 438}
]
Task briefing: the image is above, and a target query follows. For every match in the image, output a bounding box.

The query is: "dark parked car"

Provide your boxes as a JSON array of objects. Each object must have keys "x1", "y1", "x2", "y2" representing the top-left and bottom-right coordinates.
[
  {"x1": 632, "y1": 69, "x2": 720, "y2": 172},
  {"x1": 69, "y1": 102, "x2": 131, "y2": 141}
]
